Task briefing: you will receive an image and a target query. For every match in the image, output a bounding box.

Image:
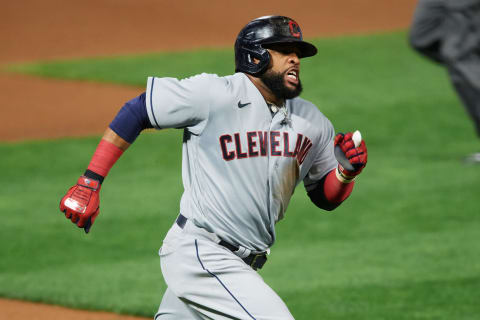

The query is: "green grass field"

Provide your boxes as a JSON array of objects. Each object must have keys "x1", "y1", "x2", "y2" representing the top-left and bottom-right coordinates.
[{"x1": 1, "y1": 31, "x2": 480, "y2": 319}]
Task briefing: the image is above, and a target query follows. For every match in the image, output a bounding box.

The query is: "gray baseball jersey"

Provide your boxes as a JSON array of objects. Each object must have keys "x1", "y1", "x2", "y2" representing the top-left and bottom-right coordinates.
[{"x1": 146, "y1": 72, "x2": 337, "y2": 252}]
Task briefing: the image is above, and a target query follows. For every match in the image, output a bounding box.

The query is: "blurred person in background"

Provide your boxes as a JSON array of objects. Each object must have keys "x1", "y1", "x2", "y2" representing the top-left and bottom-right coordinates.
[{"x1": 409, "y1": 0, "x2": 480, "y2": 163}]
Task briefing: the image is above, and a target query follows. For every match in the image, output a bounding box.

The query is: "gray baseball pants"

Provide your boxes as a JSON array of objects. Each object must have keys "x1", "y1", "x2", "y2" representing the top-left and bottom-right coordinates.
[{"x1": 154, "y1": 220, "x2": 294, "y2": 320}]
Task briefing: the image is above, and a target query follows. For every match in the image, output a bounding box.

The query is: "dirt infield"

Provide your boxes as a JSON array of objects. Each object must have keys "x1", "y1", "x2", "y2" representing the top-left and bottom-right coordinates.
[
  {"x1": 0, "y1": 0, "x2": 417, "y2": 318},
  {"x1": 1, "y1": 298, "x2": 151, "y2": 320}
]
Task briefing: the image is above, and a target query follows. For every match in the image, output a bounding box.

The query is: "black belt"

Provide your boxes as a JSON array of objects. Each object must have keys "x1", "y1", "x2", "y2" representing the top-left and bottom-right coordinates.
[{"x1": 175, "y1": 214, "x2": 267, "y2": 270}]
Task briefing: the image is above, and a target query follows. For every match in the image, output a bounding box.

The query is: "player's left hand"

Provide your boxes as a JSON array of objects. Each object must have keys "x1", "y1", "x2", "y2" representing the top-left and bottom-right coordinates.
[
  {"x1": 59, "y1": 176, "x2": 101, "y2": 233},
  {"x1": 334, "y1": 132, "x2": 367, "y2": 179}
]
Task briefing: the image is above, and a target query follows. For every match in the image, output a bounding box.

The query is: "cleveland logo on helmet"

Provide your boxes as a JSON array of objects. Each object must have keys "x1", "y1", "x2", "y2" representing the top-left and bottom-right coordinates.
[{"x1": 288, "y1": 20, "x2": 301, "y2": 38}]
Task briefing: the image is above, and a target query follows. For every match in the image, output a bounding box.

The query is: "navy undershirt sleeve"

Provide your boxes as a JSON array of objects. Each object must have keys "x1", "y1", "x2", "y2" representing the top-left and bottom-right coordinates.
[{"x1": 109, "y1": 92, "x2": 153, "y2": 144}]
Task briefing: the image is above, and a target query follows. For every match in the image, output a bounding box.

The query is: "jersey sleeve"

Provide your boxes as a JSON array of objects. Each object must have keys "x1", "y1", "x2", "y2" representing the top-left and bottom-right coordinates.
[
  {"x1": 145, "y1": 73, "x2": 212, "y2": 134},
  {"x1": 303, "y1": 117, "x2": 338, "y2": 192}
]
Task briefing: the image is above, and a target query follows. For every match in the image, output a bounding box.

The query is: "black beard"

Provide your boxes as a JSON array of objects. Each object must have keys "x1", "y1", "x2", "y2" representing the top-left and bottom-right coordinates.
[{"x1": 260, "y1": 69, "x2": 303, "y2": 100}]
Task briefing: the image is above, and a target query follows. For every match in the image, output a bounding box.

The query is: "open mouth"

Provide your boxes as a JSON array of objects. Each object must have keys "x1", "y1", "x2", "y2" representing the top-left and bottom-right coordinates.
[{"x1": 286, "y1": 69, "x2": 299, "y2": 85}]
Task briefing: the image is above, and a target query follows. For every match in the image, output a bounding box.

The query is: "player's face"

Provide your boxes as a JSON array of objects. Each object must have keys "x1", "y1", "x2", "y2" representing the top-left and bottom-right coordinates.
[{"x1": 261, "y1": 44, "x2": 303, "y2": 100}]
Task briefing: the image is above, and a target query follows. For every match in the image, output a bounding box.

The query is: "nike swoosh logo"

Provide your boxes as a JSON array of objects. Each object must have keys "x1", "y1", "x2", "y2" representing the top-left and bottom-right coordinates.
[{"x1": 238, "y1": 101, "x2": 251, "y2": 108}]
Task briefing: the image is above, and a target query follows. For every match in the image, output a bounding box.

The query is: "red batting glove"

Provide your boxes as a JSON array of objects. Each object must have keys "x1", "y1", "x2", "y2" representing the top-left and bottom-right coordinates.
[
  {"x1": 334, "y1": 132, "x2": 368, "y2": 181},
  {"x1": 59, "y1": 176, "x2": 101, "y2": 233}
]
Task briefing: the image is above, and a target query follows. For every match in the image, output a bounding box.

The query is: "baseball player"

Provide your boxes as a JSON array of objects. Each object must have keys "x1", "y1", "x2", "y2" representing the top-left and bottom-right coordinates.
[{"x1": 60, "y1": 16, "x2": 368, "y2": 319}]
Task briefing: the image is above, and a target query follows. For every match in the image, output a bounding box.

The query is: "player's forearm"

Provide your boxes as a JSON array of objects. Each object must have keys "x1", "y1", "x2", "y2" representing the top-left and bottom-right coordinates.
[
  {"x1": 323, "y1": 168, "x2": 355, "y2": 203},
  {"x1": 307, "y1": 169, "x2": 354, "y2": 211},
  {"x1": 84, "y1": 129, "x2": 126, "y2": 184}
]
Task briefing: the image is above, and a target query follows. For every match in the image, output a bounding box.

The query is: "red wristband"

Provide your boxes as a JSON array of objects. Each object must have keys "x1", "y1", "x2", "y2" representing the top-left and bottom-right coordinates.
[
  {"x1": 323, "y1": 169, "x2": 354, "y2": 203},
  {"x1": 87, "y1": 139, "x2": 124, "y2": 178}
]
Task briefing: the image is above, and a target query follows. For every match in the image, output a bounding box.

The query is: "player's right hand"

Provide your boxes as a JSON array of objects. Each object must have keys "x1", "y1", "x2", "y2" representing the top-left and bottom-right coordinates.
[
  {"x1": 334, "y1": 132, "x2": 368, "y2": 180},
  {"x1": 59, "y1": 176, "x2": 101, "y2": 233}
]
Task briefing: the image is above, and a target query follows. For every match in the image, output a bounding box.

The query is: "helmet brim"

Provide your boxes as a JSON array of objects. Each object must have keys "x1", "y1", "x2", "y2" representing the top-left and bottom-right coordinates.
[{"x1": 261, "y1": 38, "x2": 317, "y2": 58}]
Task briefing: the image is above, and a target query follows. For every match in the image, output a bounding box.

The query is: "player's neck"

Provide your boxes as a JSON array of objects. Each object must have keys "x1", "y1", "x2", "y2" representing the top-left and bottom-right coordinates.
[{"x1": 246, "y1": 74, "x2": 284, "y2": 106}]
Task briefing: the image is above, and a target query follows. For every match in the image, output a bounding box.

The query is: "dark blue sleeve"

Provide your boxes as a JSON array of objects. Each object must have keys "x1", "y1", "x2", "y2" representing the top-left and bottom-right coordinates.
[{"x1": 109, "y1": 92, "x2": 153, "y2": 144}]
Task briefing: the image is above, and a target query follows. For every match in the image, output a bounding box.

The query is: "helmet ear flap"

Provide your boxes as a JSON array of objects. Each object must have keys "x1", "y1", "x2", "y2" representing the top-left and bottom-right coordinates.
[
  {"x1": 246, "y1": 48, "x2": 270, "y2": 76},
  {"x1": 235, "y1": 44, "x2": 270, "y2": 76}
]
